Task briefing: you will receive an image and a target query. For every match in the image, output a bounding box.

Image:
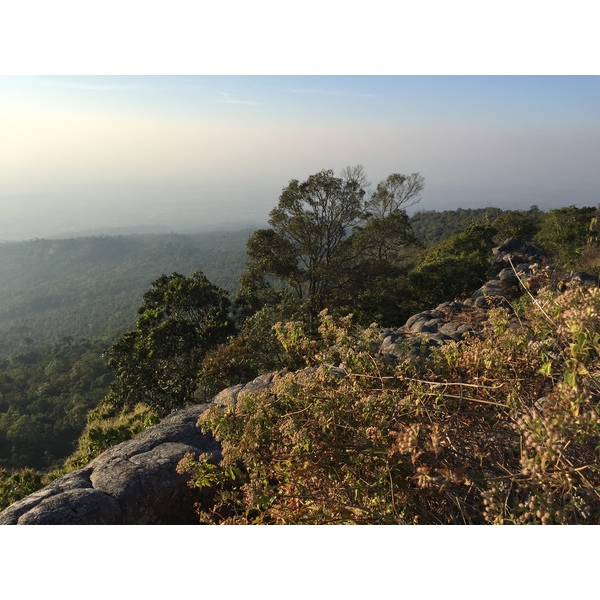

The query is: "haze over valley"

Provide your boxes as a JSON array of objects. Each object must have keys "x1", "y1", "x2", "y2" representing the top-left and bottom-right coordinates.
[{"x1": 1, "y1": 76, "x2": 599, "y2": 240}]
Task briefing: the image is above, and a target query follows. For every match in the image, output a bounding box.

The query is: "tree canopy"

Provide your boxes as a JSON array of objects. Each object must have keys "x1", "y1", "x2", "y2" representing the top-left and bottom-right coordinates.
[
  {"x1": 241, "y1": 167, "x2": 424, "y2": 322},
  {"x1": 534, "y1": 205, "x2": 599, "y2": 268},
  {"x1": 105, "y1": 271, "x2": 234, "y2": 416},
  {"x1": 409, "y1": 224, "x2": 498, "y2": 306}
]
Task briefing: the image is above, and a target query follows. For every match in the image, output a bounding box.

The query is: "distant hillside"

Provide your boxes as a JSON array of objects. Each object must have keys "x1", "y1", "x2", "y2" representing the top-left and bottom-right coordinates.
[
  {"x1": 0, "y1": 230, "x2": 251, "y2": 353},
  {"x1": 409, "y1": 207, "x2": 504, "y2": 245},
  {"x1": 0, "y1": 208, "x2": 541, "y2": 353}
]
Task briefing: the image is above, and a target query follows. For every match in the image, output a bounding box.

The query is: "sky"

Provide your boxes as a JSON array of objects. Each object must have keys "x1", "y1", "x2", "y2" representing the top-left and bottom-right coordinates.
[{"x1": 1, "y1": 74, "x2": 599, "y2": 239}]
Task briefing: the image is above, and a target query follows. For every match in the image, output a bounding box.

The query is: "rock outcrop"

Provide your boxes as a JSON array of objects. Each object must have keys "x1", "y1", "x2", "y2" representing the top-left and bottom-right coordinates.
[
  {"x1": 0, "y1": 372, "x2": 280, "y2": 525},
  {"x1": 0, "y1": 404, "x2": 220, "y2": 524},
  {"x1": 378, "y1": 238, "x2": 548, "y2": 363},
  {"x1": 3, "y1": 238, "x2": 591, "y2": 525}
]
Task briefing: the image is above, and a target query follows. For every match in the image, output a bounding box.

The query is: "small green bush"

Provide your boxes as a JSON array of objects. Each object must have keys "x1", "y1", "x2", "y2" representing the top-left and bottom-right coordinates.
[
  {"x1": 64, "y1": 399, "x2": 160, "y2": 470},
  {"x1": 0, "y1": 467, "x2": 45, "y2": 511}
]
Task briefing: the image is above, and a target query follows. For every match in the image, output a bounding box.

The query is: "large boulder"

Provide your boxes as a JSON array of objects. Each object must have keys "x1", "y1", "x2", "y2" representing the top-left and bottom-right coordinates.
[
  {"x1": 0, "y1": 403, "x2": 220, "y2": 525},
  {"x1": 0, "y1": 371, "x2": 280, "y2": 525}
]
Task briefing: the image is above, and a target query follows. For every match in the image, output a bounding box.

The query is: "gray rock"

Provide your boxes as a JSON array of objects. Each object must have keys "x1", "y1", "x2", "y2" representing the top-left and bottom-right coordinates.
[
  {"x1": 569, "y1": 272, "x2": 599, "y2": 287},
  {"x1": 380, "y1": 333, "x2": 401, "y2": 349},
  {"x1": 410, "y1": 318, "x2": 441, "y2": 334},
  {"x1": 435, "y1": 301, "x2": 464, "y2": 312},
  {"x1": 498, "y1": 268, "x2": 519, "y2": 284},
  {"x1": 438, "y1": 322, "x2": 473, "y2": 341},
  {"x1": 238, "y1": 372, "x2": 277, "y2": 397},
  {"x1": 404, "y1": 310, "x2": 443, "y2": 331},
  {"x1": 473, "y1": 279, "x2": 505, "y2": 298},
  {"x1": 515, "y1": 263, "x2": 533, "y2": 274},
  {"x1": 213, "y1": 372, "x2": 277, "y2": 408},
  {"x1": 492, "y1": 239, "x2": 548, "y2": 273},
  {"x1": 90, "y1": 441, "x2": 203, "y2": 524},
  {"x1": 214, "y1": 383, "x2": 244, "y2": 407},
  {"x1": 0, "y1": 403, "x2": 220, "y2": 525},
  {"x1": 17, "y1": 489, "x2": 122, "y2": 525},
  {"x1": 421, "y1": 332, "x2": 451, "y2": 344}
]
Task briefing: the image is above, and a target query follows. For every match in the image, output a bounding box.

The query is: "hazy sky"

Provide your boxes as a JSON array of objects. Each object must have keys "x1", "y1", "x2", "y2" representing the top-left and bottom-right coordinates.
[{"x1": 1, "y1": 75, "x2": 599, "y2": 239}]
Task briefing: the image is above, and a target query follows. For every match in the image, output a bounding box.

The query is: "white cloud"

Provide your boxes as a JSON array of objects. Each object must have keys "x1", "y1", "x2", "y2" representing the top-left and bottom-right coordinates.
[
  {"x1": 285, "y1": 88, "x2": 376, "y2": 98},
  {"x1": 219, "y1": 91, "x2": 258, "y2": 105}
]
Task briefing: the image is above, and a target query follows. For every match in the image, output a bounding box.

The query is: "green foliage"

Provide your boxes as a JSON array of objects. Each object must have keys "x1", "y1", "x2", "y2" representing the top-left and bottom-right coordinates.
[
  {"x1": 106, "y1": 271, "x2": 234, "y2": 416},
  {"x1": 577, "y1": 243, "x2": 600, "y2": 280},
  {"x1": 64, "y1": 399, "x2": 160, "y2": 470},
  {"x1": 0, "y1": 231, "x2": 250, "y2": 354},
  {"x1": 347, "y1": 273, "x2": 421, "y2": 328},
  {"x1": 5, "y1": 188, "x2": 600, "y2": 517},
  {"x1": 199, "y1": 304, "x2": 306, "y2": 398},
  {"x1": 409, "y1": 224, "x2": 497, "y2": 305},
  {"x1": 0, "y1": 467, "x2": 45, "y2": 511},
  {"x1": 409, "y1": 207, "x2": 503, "y2": 245},
  {"x1": 534, "y1": 205, "x2": 599, "y2": 268},
  {"x1": 242, "y1": 167, "x2": 423, "y2": 324},
  {"x1": 244, "y1": 168, "x2": 367, "y2": 317},
  {"x1": 492, "y1": 206, "x2": 542, "y2": 242},
  {"x1": 0, "y1": 338, "x2": 113, "y2": 470}
]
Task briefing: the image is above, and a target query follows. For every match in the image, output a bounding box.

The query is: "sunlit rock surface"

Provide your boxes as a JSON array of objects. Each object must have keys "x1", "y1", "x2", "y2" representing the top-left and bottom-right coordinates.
[{"x1": 0, "y1": 404, "x2": 220, "y2": 525}]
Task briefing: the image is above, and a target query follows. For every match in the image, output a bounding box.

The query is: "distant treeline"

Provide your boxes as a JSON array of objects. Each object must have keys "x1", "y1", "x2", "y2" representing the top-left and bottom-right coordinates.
[
  {"x1": 410, "y1": 206, "x2": 505, "y2": 244},
  {"x1": 0, "y1": 206, "x2": 594, "y2": 355},
  {"x1": 0, "y1": 230, "x2": 251, "y2": 353},
  {"x1": 0, "y1": 337, "x2": 112, "y2": 471}
]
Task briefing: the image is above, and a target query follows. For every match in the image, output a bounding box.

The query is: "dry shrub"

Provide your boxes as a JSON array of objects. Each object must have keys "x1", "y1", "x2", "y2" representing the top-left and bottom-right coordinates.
[{"x1": 178, "y1": 288, "x2": 600, "y2": 524}]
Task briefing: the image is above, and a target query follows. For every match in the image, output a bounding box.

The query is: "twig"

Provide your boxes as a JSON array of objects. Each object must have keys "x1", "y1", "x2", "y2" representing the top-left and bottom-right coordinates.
[
  {"x1": 422, "y1": 392, "x2": 509, "y2": 408},
  {"x1": 399, "y1": 376, "x2": 505, "y2": 390},
  {"x1": 508, "y1": 257, "x2": 557, "y2": 328}
]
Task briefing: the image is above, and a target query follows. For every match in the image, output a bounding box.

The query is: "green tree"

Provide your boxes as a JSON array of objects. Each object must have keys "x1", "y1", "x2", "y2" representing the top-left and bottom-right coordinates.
[
  {"x1": 409, "y1": 207, "x2": 502, "y2": 245},
  {"x1": 241, "y1": 167, "x2": 423, "y2": 323},
  {"x1": 534, "y1": 205, "x2": 599, "y2": 268},
  {"x1": 199, "y1": 304, "x2": 306, "y2": 397},
  {"x1": 492, "y1": 207, "x2": 541, "y2": 242},
  {"x1": 105, "y1": 271, "x2": 234, "y2": 416},
  {"x1": 409, "y1": 224, "x2": 497, "y2": 306}
]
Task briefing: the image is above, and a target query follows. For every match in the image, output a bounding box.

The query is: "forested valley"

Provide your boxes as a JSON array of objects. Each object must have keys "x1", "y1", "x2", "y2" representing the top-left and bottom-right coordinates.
[
  {"x1": 2, "y1": 167, "x2": 599, "y2": 523},
  {"x1": 0, "y1": 230, "x2": 251, "y2": 352}
]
